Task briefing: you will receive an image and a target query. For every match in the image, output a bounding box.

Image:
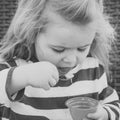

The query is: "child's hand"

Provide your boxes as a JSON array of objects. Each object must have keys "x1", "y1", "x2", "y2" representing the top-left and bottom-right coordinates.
[
  {"x1": 24, "y1": 61, "x2": 59, "y2": 90},
  {"x1": 83, "y1": 103, "x2": 108, "y2": 120}
]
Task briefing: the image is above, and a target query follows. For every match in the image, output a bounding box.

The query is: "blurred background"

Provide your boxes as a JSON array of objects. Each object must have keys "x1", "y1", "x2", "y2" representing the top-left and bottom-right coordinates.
[{"x1": 0, "y1": 0, "x2": 120, "y2": 97}]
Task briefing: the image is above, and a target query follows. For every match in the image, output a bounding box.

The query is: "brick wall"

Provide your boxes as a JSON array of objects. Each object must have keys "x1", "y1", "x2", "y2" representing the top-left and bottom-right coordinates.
[
  {"x1": 0, "y1": 0, "x2": 17, "y2": 40},
  {"x1": 0, "y1": 0, "x2": 120, "y2": 96},
  {"x1": 104, "y1": 0, "x2": 120, "y2": 97}
]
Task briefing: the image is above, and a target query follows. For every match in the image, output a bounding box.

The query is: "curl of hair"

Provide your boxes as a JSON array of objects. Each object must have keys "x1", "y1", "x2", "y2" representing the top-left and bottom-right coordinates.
[{"x1": 0, "y1": 0, "x2": 48, "y2": 60}]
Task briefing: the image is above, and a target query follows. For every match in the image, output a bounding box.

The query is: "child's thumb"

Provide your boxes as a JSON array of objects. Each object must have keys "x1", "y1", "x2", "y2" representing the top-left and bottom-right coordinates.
[{"x1": 49, "y1": 78, "x2": 57, "y2": 87}]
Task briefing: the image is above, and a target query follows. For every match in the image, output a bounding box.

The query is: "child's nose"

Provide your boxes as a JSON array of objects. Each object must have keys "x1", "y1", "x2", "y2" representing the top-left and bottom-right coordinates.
[{"x1": 62, "y1": 54, "x2": 77, "y2": 66}]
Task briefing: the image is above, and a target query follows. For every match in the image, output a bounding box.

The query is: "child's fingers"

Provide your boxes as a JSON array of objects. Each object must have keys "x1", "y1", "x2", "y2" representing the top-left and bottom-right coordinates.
[
  {"x1": 87, "y1": 112, "x2": 99, "y2": 120},
  {"x1": 52, "y1": 74, "x2": 59, "y2": 82},
  {"x1": 49, "y1": 78, "x2": 57, "y2": 87},
  {"x1": 52, "y1": 71, "x2": 59, "y2": 82}
]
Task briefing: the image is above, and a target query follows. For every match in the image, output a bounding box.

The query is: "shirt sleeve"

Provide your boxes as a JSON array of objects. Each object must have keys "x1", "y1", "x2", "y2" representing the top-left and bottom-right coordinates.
[
  {"x1": 5, "y1": 67, "x2": 25, "y2": 101},
  {"x1": 0, "y1": 67, "x2": 11, "y2": 103},
  {"x1": 0, "y1": 63, "x2": 24, "y2": 102},
  {"x1": 98, "y1": 64, "x2": 120, "y2": 120}
]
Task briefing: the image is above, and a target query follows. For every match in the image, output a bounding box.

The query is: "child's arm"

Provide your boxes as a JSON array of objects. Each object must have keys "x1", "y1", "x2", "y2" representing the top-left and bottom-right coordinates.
[
  {"x1": 87, "y1": 87, "x2": 120, "y2": 120},
  {"x1": 7, "y1": 61, "x2": 59, "y2": 100},
  {"x1": 99, "y1": 87, "x2": 120, "y2": 120},
  {"x1": 0, "y1": 61, "x2": 59, "y2": 102},
  {"x1": 87, "y1": 64, "x2": 120, "y2": 120},
  {"x1": 0, "y1": 61, "x2": 59, "y2": 119}
]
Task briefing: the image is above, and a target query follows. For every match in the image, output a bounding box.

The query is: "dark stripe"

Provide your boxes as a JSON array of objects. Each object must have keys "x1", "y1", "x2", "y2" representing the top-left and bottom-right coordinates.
[
  {"x1": 0, "y1": 106, "x2": 10, "y2": 118},
  {"x1": 109, "y1": 106, "x2": 119, "y2": 120},
  {"x1": 99, "y1": 86, "x2": 114, "y2": 100},
  {"x1": 14, "y1": 89, "x2": 25, "y2": 101},
  {"x1": 0, "y1": 106, "x2": 49, "y2": 120},
  {"x1": 6, "y1": 67, "x2": 25, "y2": 101},
  {"x1": 7, "y1": 59, "x2": 17, "y2": 67},
  {"x1": 19, "y1": 93, "x2": 98, "y2": 109},
  {"x1": 0, "y1": 63, "x2": 9, "y2": 71},
  {"x1": 55, "y1": 64, "x2": 104, "y2": 87},
  {"x1": 103, "y1": 107, "x2": 111, "y2": 120},
  {"x1": 6, "y1": 67, "x2": 17, "y2": 101},
  {"x1": 55, "y1": 79, "x2": 72, "y2": 87},
  {"x1": 109, "y1": 101, "x2": 120, "y2": 108},
  {"x1": 0, "y1": 59, "x2": 16, "y2": 71},
  {"x1": 72, "y1": 64, "x2": 104, "y2": 82}
]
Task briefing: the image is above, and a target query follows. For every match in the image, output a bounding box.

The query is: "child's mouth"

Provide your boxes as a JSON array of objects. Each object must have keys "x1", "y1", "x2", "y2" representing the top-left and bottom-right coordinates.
[
  {"x1": 58, "y1": 64, "x2": 81, "y2": 80},
  {"x1": 58, "y1": 67, "x2": 73, "y2": 76},
  {"x1": 58, "y1": 67, "x2": 73, "y2": 81}
]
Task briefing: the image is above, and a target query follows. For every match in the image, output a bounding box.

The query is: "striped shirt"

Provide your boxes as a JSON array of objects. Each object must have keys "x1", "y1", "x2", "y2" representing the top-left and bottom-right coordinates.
[{"x1": 0, "y1": 57, "x2": 120, "y2": 120}]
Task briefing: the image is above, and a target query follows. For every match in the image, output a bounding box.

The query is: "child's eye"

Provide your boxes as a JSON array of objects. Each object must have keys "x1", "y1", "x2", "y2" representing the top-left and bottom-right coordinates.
[
  {"x1": 52, "y1": 48, "x2": 65, "y2": 53},
  {"x1": 77, "y1": 48, "x2": 86, "y2": 52}
]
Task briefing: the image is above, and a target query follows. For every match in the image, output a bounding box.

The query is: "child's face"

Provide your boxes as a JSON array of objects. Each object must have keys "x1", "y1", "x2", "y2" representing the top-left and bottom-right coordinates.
[{"x1": 35, "y1": 12, "x2": 97, "y2": 75}]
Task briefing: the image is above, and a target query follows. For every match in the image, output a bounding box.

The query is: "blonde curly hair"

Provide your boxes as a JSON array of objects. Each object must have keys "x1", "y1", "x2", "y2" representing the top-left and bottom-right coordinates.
[{"x1": 0, "y1": 0, "x2": 116, "y2": 74}]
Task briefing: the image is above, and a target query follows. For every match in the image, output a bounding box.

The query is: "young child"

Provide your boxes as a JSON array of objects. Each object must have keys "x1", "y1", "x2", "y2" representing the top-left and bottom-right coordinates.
[{"x1": 0, "y1": 0, "x2": 119, "y2": 120}]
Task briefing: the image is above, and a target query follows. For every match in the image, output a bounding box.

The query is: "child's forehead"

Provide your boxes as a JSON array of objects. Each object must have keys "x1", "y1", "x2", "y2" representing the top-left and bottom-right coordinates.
[{"x1": 44, "y1": 19, "x2": 96, "y2": 48}]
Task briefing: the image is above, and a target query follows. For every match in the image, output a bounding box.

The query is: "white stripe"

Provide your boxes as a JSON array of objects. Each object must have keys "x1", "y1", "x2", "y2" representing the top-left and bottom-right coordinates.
[
  {"x1": 11, "y1": 102, "x2": 73, "y2": 120},
  {"x1": 103, "y1": 106, "x2": 116, "y2": 120},
  {"x1": 0, "y1": 69, "x2": 11, "y2": 104},
  {"x1": 25, "y1": 74, "x2": 107, "y2": 98},
  {"x1": 79, "y1": 57, "x2": 99, "y2": 69},
  {"x1": 2, "y1": 118, "x2": 9, "y2": 120}
]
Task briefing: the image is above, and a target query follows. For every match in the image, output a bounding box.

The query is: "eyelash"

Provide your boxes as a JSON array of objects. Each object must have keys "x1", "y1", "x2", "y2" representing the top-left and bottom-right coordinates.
[
  {"x1": 77, "y1": 48, "x2": 86, "y2": 52},
  {"x1": 52, "y1": 48, "x2": 86, "y2": 53},
  {"x1": 52, "y1": 48, "x2": 65, "y2": 53}
]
